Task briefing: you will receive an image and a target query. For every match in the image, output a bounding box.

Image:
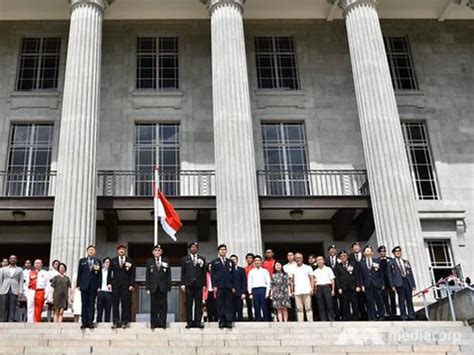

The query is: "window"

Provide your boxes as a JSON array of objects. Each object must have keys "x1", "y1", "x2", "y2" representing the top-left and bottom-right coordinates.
[
  {"x1": 136, "y1": 37, "x2": 179, "y2": 90},
  {"x1": 261, "y1": 122, "x2": 309, "y2": 196},
  {"x1": 6, "y1": 124, "x2": 54, "y2": 196},
  {"x1": 134, "y1": 123, "x2": 180, "y2": 196},
  {"x1": 384, "y1": 36, "x2": 418, "y2": 91},
  {"x1": 426, "y1": 240, "x2": 455, "y2": 298},
  {"x1": 401, "y1": 122, "x2": 439, "y2": 200},
  {"x1": 16, "y1": 38, "x2": 61, "y2": 91},
  {"x1": 255, "y1": 37, "x2": 299, "y2": 90}
]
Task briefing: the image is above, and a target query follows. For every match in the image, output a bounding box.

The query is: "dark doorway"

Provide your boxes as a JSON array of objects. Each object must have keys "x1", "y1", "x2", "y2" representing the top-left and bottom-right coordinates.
[
  {"x1": 0, "y1": 243, "x2": 51, "y2": 267},
  {"x1": 265, "y1": 242, "x2": 325, "y2": 262}
]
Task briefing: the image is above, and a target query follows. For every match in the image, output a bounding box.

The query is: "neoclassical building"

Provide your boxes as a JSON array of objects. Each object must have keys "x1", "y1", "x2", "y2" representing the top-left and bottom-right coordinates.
[{"x1": 0, "y1": 0, "x2": 472, "y2": 318}]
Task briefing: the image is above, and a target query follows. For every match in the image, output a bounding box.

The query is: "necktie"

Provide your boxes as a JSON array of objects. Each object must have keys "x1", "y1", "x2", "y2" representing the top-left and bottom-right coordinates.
[
  {"x1": 367, "y1": 259, "x2": 372, "y2": 269},
  {"x1": 344, "y1": 262, "x2": 348, "y2": 270},
  {"x1": 192, "y1": 255, "x2": 197, "y2": 266},
  {"x1": 331, "y1": 257, "x2": 335, "y2": 268},
  {"x1": 221, "y1": 257, "x2": 225, "y2": 265},
  {"x1": 120, "y1": 257, "x2": 124, "y2": 267},
  {"x1": 398, "y1": 259, "x2": 406, "y2": 277}
]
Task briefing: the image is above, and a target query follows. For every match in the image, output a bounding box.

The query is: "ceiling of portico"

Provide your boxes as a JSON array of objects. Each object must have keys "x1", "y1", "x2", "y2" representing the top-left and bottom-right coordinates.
[{"x1": 0, "y1": 0, "x2": 473, "y2": 21}]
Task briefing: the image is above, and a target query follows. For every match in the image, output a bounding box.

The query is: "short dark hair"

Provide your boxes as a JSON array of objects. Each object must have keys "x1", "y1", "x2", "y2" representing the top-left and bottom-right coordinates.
[
  {"x1": 254, "y1": 255, "x2": 263, "y2": 261},
  {"x1": 103, "y1": 257, "x2": 112, "y2": 264},
  {"x1": 58, "y1": 263, "x2": 67, "y2": 271},
  {"x1": 309, "y1": 254, "x2": 317, "y2": 259},
  {"x1": 338, "y1": 250, "x2": 348, "y2": 256},
  {"x1": 230, "y1": 254, "x2": 238, "y2": 260},
  {"x1": 363, "y1": 245, "x2": 373, "y2": 253},
  {"x1": 245, "y1": 253, "x2": 255, "y2": 259}
]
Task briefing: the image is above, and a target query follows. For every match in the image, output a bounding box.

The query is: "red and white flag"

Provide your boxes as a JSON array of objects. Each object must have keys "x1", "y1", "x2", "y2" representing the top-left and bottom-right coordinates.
[{"x1": 153, "y1": 169, "x2": 182, "y2": 243}]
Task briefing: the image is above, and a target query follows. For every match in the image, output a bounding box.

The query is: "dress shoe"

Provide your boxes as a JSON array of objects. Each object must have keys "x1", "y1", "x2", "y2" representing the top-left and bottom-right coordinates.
[
  {"x1": 80, "y1": 324, "x2": 87, "y2": 329},
  {"x1": 122, "y1": 323, "x2": 129, "y2": 329},
  {"x1": 111, "y1": 323, "x2": 120, "y2": 329},
  {"x1": 218, "y1": 322, "x2": 225, "y2": 329},
  {"x1": 185, "y1": 323, "x2": 193, "y2": 329},
  {"x1": 195, "y1": 322, "x2": 204, "y2": 329}
]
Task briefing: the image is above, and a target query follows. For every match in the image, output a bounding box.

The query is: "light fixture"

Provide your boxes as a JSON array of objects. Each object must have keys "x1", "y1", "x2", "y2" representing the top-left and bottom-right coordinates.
[
  {"x1": 12, "y1": 210, "x2": 26, "y2": 222},
  {"x1": 289, "y1": 209, "x2": 304, "y2": 221}
]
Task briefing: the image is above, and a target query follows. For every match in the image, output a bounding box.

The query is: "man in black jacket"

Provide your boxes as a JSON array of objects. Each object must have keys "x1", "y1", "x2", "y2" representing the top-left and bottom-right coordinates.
[
  {"x1": 378, "y1": 245, "x2": 396, "y2": 319},
  {"x1": 77, "y1": 245, "x2": 102, "y2": 329},
  {"x1": 230, "y1": 254, "x2": 246, "y2": 322},
  {"x1": 211, "y1": 244, "x2": 235, "y2": 329},
  {"x1": 334, "y1": 250, "x2": 360, "y2": 320},
  {"x1": 180, "y1": 242, "x2": 206, "y2": 328},
  {"x1": 108, "y1": 243, "x2": 135, "y2": 329},
  {"x1": 146, "y1": 245, "x2": 172, "y2": 329}
]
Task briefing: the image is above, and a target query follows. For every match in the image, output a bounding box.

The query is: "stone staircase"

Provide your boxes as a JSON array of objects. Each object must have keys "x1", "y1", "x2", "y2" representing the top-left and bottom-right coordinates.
[{"x1": 0, "y1": 321, "x2": 472, "y2": 354}]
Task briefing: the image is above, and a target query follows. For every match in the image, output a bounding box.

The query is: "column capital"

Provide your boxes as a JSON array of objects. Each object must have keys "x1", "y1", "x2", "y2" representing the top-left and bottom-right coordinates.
[
  {"x1": 200, "y1": 0, "x2": 246, "y2": 15},
  {"x1": 328, "y1": 0, "x2": 377, "y2": 17},
  {"x1": 69, "y1": 0, "x2": 114, "y2": 12}
]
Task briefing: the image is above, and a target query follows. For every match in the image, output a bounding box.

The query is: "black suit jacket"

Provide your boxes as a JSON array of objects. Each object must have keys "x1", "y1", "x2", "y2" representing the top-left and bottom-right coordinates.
[
  {"x1": 108, "y1": 256, "x2": 135, "y2": 289},
  {"x1": 211, "y1": 257, "x2": 234, "y2": 290},
  {"x1": 233, "y1": 266, "x2": 247, "y2": 297},
  {"x1": 358, "y1": 258, "x2": 386, "y2": 289},
  {"x1": 180, "y1": 254, "x2": 206, "y2": 287},
  {"x1": 334, "y1": 261, "x2": 360, "y2": 291},
  {"x1": 349, "y1": 252, "x2": 364, "y2": 264},
  {"x1": 146, "y1": 257, "x2": 172, "y2": 294},
  {"x1": 77, "y1": 257, "x2": 102, "y2": 291},
  {"x1": 325, "y1": 255, "x2": 338, "y2": 270}
]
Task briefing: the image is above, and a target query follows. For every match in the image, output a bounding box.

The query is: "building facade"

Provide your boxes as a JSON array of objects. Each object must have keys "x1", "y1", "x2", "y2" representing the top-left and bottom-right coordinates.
[{"x1": 0, "y1": 0, "x2": 473, "y2": 317}]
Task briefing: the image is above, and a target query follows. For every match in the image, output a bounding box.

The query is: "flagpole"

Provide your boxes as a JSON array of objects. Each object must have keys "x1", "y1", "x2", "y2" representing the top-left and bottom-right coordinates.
[{"x1": 154, "y1": 167, "x2": 159, "y2": 246}]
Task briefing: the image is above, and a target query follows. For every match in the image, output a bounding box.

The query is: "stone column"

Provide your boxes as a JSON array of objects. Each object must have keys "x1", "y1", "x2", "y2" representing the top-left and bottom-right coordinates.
[
  {"x1": 201, "y1": 0, "x2": 263, "y2": 258},
  {"x1": 334, "y1": 0, "x2": 431, "y2": 289},
  {"x1": 50, "y1": 0, "x2": 112, "y2": 275}
]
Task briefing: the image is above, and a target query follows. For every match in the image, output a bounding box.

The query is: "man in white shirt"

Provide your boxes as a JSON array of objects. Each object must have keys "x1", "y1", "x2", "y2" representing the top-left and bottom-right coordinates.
[
  {"x1": 289, "y1": 253, "x2": 314, "y2": 322},
  {"x1": 248, "y1": 255, "x2": 271, "y2": 321},
  {"x1": 313, "y1": 256, "x2": 336, "y2": 321}
]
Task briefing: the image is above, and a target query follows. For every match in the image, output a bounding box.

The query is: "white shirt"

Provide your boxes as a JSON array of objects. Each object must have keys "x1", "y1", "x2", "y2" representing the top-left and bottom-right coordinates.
[
  {"x1": 289, "y1": 264, "x2": 313, "y2": 295},
  {"x1": 328, "y1": 255, "x2": 338, "y2": 268},
  {"x1": 248, "y1": 267, "x2": 271, "y2": 297},
  {"x1": 283, "y1": 262, "x2": 296, "y2": 275},
  {"x1": 100, "y1": 269, "x2": 110, "y2": 292},
  {"x1": 354, "y1": 252, "x2": 363, "y2": 262},
  {"x1": 313, "y1": 266, "x2": 335, "y2": 286}
]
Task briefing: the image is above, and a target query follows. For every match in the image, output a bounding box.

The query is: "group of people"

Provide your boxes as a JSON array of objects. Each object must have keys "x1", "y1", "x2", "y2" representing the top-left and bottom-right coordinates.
[{"x1": 0, "y1": 240, "x2": 419, "y2": 329}]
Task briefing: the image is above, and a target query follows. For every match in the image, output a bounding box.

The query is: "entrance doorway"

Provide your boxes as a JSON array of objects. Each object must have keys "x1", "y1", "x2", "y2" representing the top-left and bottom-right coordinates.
[
  {"x1": 128, "y1": 243, "x2": 188, "y2": 322},
  {"x1": 265, "y1": 242, "x2": 325, "y2": 262},
  {"x1": 0, "y1": 243, "x2": 51, "y2": 267}
]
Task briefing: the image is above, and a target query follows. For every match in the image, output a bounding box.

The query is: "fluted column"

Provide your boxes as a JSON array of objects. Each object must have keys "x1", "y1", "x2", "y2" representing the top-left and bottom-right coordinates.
[
  {"x1": 335, "y1": 0, "x2": 431, "y2": 289},
  {"x1": 50, "y1": 0, "x2": 112, "y2": 276},
  {"x1": 201, "y1": 0, "x2": 263, "y2": 258}
]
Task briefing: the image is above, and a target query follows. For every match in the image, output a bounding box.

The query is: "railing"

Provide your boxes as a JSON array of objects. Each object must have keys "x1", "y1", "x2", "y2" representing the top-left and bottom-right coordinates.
[
  {"x1": 257, "y1": 169, "x2": 368, "y2": 197},
  {"x1": 0, "y1": 170, "x2": 56, "y2": 197},
  {"x1": 97, "y1": 170, "x2": 216, "y2": 197},
  {"x1": 414, "y1": 275, "x2": 474, "y2": 321}
]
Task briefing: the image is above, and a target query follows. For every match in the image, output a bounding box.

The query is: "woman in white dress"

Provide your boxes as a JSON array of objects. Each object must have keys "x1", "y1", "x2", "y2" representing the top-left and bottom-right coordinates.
[{"x1": 71, "y1": 276, "x2": 82, "y2": 323}]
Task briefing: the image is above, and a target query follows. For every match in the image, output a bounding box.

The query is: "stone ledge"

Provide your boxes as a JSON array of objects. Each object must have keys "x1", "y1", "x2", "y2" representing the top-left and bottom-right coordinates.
[
  {"x1": 254, "y1": 89, "x2": 306, "y2": 109},
  {"x1": 131, "y1": 90, "x2": 184, "y2": 110},
  {"x1": 9, "y1": 91, "x2": 61, "y2": 110}
]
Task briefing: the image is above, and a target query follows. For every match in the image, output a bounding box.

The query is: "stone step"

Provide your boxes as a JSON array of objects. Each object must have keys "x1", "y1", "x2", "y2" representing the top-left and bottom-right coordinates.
[{"x1": 0, "y1": 322, "x2": 470, "y2": 355}]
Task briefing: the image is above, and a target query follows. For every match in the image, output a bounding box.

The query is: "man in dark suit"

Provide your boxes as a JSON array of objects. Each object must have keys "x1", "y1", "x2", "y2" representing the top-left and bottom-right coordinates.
[
  {"x1": 77, "y1": 245, "x2": 102, "y2": 329},
  {"x1": 230, "y1": 254, "x2": 246, "y2": 322},
  {"x1": 334, "y1": 250, "x2": 360, "y2": 320},
  {"x1": 211, "y1": 244, "x2": 235, "y2": 329},
  {"x1": 180, "y1": 242, "x2": 206, "y2": 328},
  {"x1": 146, "y1": 245, "x2": 172, "y2": 329},
  {"x1": 349, "y1": 242, "x2": 367, "y2": 320},
  {"x1": 325, "y1": 244, "x2": 340, "y2": 320},
  {"x1": 358, "y1": 245, "x2": 386, "y2": 320},
  {"x1": 108, "y1": 243, "x2": 135, "y2": 329},
  {"x1": 388, "y1": 246, "x2": 417, "y2": 320},
  {"x1": 378, "y1": 245, "x2": 396, "y2": 319}
]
